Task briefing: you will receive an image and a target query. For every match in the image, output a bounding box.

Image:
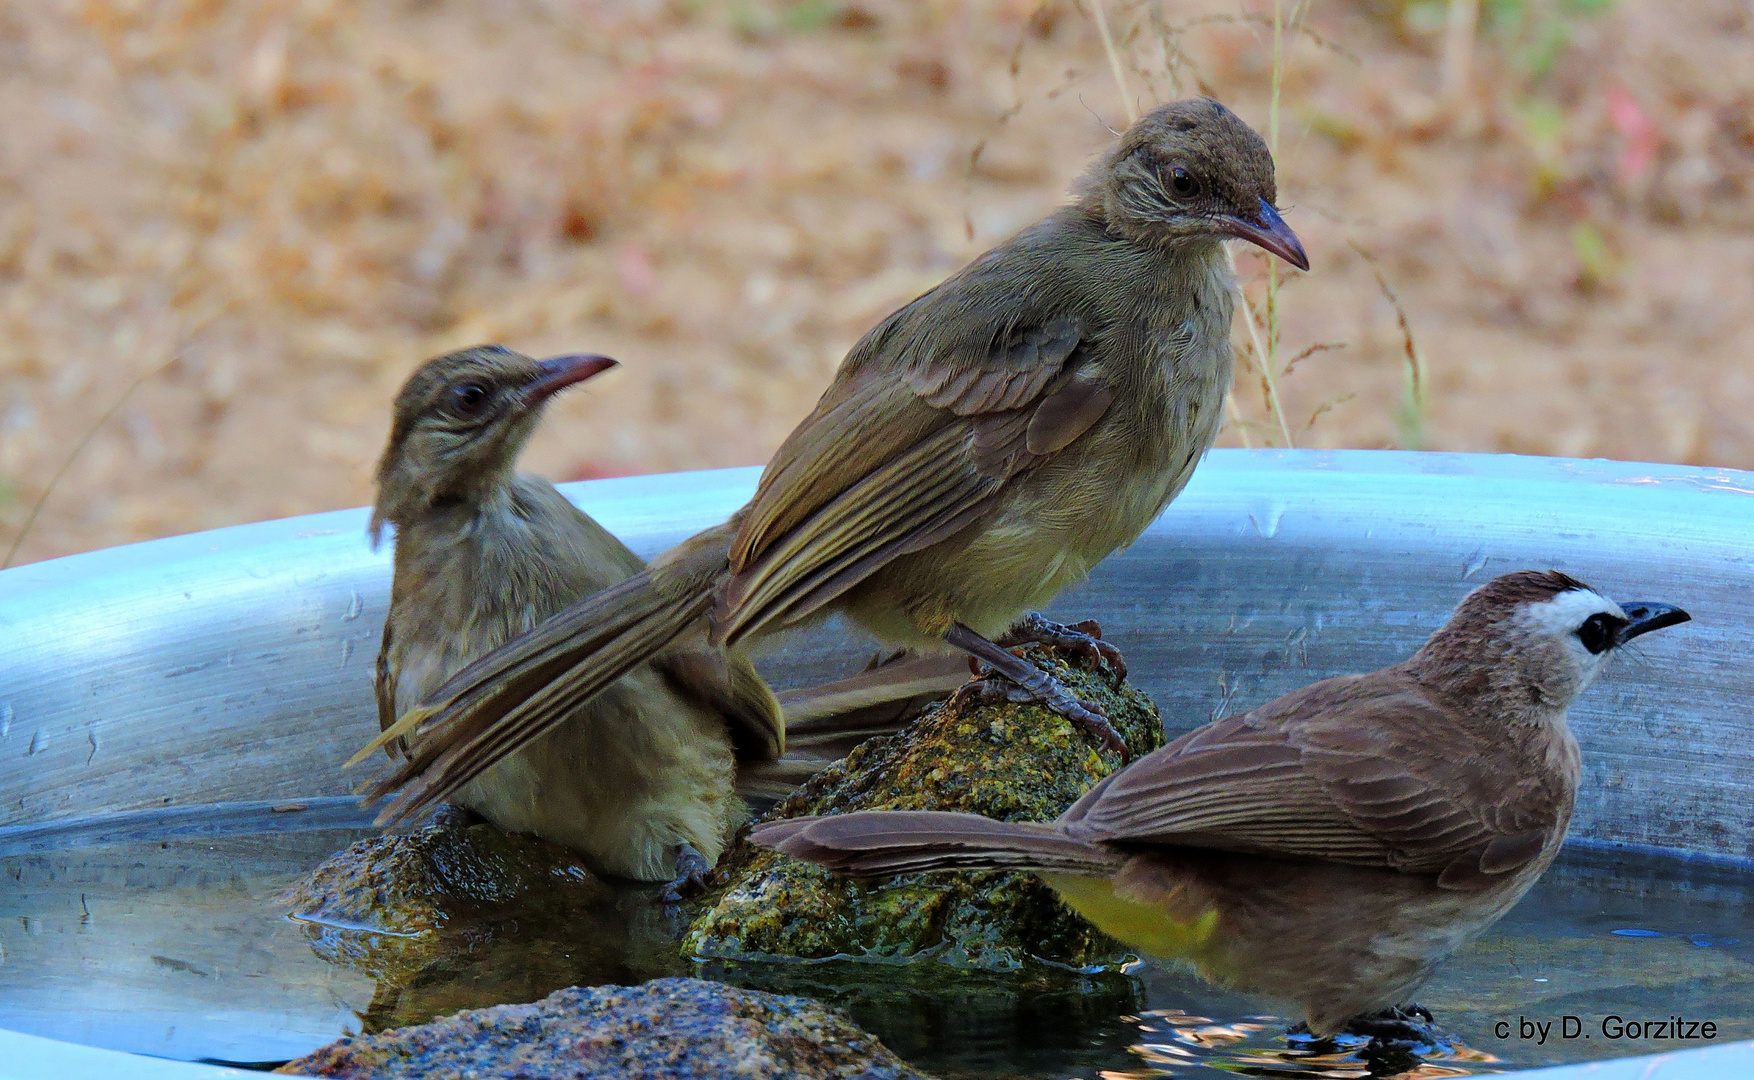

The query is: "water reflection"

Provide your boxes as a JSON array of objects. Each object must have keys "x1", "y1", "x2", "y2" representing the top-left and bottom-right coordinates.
[
  {"x1": 0, "y1": 823, "x2": 1747, "y2": 1078},
  {"x1": 1120, "y1": 1009, "x2": 1500, "y2": 1078},
  {"x1": 292, "y1": 882, "x2": 690, "y2": 1034},
  {"x1": 700, "y1": 959, "x2": 1145, "y2": 1078},
  {"x1": 279, "y1": 826, "x2": 694, "y2": 1033}
]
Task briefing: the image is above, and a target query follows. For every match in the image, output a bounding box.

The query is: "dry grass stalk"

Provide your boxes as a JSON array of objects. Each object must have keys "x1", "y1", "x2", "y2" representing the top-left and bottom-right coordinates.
[
  {"x1": 1084, "y1": 0, "x2": 1139, "y2": 125},
  {"x1": 1249, "y1": 0, "x2": 1320, "y2": 451},
  {"x1": 1349, "y1": 240, "x2": 1428, "y2": 450},
  {"x1": 1307, "y1": 392, "x2": 1357, "y2": 431},
  {"x1": 1234, "y1": 260, "x2": 1296, "y2": 449},
  {"x1": 1086, "y1": 0, "x2": 1321, "y2": 451},
  {"x1": 1282, "y1": 341, "x2": 1347, "y2": 377},
  {"x1": 1443, "y1": 0, "x2": 1480, "y2": 105},
  {"x1": 3, "y1": 356, "x2": 175, "y2": 569}
]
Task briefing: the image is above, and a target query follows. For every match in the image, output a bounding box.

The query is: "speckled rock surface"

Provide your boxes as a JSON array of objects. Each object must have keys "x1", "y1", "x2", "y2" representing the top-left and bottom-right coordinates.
[
  {"x1": 685, "y1": 643, "x2": 1164, "y2": 972},
  {"x1": 276, "y1": 976, "x2": 936, "y2": 1079}
]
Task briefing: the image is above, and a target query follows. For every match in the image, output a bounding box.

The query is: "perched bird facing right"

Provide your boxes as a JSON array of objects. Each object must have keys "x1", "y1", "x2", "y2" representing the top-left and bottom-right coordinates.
[
  {"x1": 363, "y1": 97, "x2": 1311, "y2": 825},
  {"x1": 753, "y1": 571, "x2": 1690, "y2": 1038}
]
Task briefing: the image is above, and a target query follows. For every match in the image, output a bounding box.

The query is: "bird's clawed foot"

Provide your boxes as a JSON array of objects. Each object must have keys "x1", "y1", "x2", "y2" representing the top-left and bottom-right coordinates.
[
  {"x1": 1288, "y1": 1005, "x2": 1450, "y2": 1075},
  {"x1": 662, "y1": 842, "x2": 713, "y2": 904},
  {"x1": 944, "y1": 620, "x2": 1130, "y2": 761},
  {"x1": 954, "y1": 672, "x2": 1129, "y2": 760},
  {"x1": 1342, "y1": 1004, "x2": 1445, "y2": 1052},
  {"x1": 998, "y1": 613, "x2": 1127, "y2": 680}
]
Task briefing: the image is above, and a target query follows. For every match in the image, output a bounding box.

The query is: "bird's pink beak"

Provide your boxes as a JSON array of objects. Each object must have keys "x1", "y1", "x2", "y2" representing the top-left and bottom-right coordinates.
[
  {"x1": 522, "y1": 354, "x2": 618, "y2": 406},
  {"x1": 1216, "y1": 198, "x2": 1310, "y2": 271}
]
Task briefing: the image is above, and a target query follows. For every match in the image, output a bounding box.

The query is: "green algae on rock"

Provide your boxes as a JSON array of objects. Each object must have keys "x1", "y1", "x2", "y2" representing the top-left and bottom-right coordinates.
[
  {"x1": 276, "y1": 976, "x2": 936, "y2": 1080},
  {"x1": 685, "y1": 643, "x2": 1164, "y2": 972}
]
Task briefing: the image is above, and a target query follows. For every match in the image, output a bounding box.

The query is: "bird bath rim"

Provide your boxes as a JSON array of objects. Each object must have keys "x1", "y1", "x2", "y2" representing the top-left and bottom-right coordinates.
[{"x1": 1, "y1": 449, "x2": 1751, "y2": 1079}]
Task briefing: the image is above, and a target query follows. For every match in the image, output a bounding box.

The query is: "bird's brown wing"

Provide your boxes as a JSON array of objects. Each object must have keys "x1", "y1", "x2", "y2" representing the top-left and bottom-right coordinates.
[
  {"x1": 1061, "y1": 675, "x2": 1563, "y2": 887},
  {"x1": 714, "y1": 272, "x2": 1112, "y2": 643},
  {"x1": 1285, "y1": 690, "x2": 1559, "y2": 883},
  {"x1": 1058, "y1": 705, "x2": 1395, "y2": 864},
  {"x1": 732, "y1": 310, "x2": 1083, "y2": 562}
]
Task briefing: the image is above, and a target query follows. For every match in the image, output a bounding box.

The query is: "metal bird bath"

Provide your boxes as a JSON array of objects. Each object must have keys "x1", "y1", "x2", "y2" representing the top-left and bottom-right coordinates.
[{"x1": 1, "y1": 450, "x2": 1751, "y2": 1079}]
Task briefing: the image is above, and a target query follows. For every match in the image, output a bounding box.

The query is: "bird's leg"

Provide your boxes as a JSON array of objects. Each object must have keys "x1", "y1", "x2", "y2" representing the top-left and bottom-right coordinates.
[
  {"x1": 997, "y1": 612, "x2": 1127, "y2": 679},
  {"x1": 662, "y1": 842, "x2": 713, "y2": 903},
  {"x1": 431, "y1": 803, "x2": 485, "y2": 828},
  {"x1": 359, "y1": 981, "x2": 405, "y2": 1036},
  {"x1": 944, "y1": 622, "x2": 1130, "y2": 760}
]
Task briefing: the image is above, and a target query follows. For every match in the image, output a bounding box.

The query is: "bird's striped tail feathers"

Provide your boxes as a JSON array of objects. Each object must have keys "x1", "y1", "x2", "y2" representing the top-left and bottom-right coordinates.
[
  {"x1": 737, "y1": 653, "x2": 969, "y2": 801},
  {"x1": 355, "y1": 524, "x2": 737, "y2": 824},
  {"x1": 750, "y1": 810, "x2": 1119, "y2": 877}
]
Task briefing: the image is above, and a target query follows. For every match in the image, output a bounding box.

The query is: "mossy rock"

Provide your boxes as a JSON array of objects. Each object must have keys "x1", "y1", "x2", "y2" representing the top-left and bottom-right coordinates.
[
  {"x1": 282, "y1": 822, "x2": 602, "y2": 939},
  {"x1": 685, "y1": 644, "x2": 1164, "y2": 972},
  {"x1": 282, "y1": 823, "x2": 687, "y2": 1030}
]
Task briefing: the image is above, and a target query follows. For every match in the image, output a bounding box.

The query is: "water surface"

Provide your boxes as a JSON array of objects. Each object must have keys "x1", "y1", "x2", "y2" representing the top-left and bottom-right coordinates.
[{"x1": 1, "y1": 808, "x2": 1749, "y2": 1078}]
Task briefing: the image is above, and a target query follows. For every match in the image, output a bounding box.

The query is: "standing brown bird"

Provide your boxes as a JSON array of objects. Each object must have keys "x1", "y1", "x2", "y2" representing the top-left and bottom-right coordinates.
[
  {"x1": 362, "y1": 97, "x2": 1310, "y2": 824},
  {"x1": 362, "y1": 346, "x2": 788, "y2": 897},
  {"x1": 752, "y1": 571, "x2": 1690, "y2": 1037}
]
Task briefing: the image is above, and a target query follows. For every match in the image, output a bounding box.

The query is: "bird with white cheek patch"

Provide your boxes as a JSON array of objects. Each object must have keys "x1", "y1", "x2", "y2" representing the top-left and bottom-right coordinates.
[{"x1": 751, "y1": 570, "x2": 1691, "y2": 1045}]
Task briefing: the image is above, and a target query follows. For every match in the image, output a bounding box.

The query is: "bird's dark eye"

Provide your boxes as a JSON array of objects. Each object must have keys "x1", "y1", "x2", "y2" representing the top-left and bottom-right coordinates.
[
  {"x1": 1576, "y1": 612, "x2": 1625, "y2": 655},
  {"x1": 1169, "y1": 167, "x2": 1199, "y2": 197},
  {"x1": 450, "y1": 383, "x2": 490, "y2": 416}
]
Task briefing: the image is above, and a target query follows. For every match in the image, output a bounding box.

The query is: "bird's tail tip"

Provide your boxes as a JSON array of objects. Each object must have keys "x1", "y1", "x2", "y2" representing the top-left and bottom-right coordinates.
[
  {"x1": 747, "y1": 810, "x2": 1113, "y2": 877},
  {"x1": 346, "y1": 704, "x2": 436, "y2": 768}
]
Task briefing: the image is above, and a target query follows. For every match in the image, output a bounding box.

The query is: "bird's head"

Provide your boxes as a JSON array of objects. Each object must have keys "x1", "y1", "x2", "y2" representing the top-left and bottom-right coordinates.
[
  {"x1": 1415, "y1": 570, "x2": 1690, "y2": 713},
  {"x1": 370, "y1": 345, "x2": 616, "y2": 544},
  {"x1": 1085, "y1": 98, "x2": 1308, "y2": 271}
]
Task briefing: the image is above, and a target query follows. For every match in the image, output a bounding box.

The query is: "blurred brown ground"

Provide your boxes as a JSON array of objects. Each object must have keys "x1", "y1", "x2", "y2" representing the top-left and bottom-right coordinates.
[{"x1": 2, "y1": 0, "x2": 1752, "y2": 566}]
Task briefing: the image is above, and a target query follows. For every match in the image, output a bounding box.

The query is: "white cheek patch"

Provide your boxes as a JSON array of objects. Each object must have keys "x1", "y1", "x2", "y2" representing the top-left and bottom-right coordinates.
[
  {"x1": 1518, "y1": 589, "x2": 1626, "y2": 638},
  {"x1": 1516, "y1": 590, "x2": 1628, "y2": 677}
]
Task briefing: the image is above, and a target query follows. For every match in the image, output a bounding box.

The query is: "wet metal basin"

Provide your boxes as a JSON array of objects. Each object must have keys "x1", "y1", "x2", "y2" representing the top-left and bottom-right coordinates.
[{"x1": 1, "y1": 450, "x2": 1750, "y2": 1078}]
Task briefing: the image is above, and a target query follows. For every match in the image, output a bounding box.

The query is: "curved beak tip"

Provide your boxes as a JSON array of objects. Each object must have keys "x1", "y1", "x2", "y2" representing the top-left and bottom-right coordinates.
[
  {"x1": 1220, "y1": 198, "x2": 1310, "y2": 272},
  {"x1": 525, "y1": 353, "x2": 619, "y2": 404},
  {"x1": 1614, "y1": 602, "x2": 1691, "y2": 647}
]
